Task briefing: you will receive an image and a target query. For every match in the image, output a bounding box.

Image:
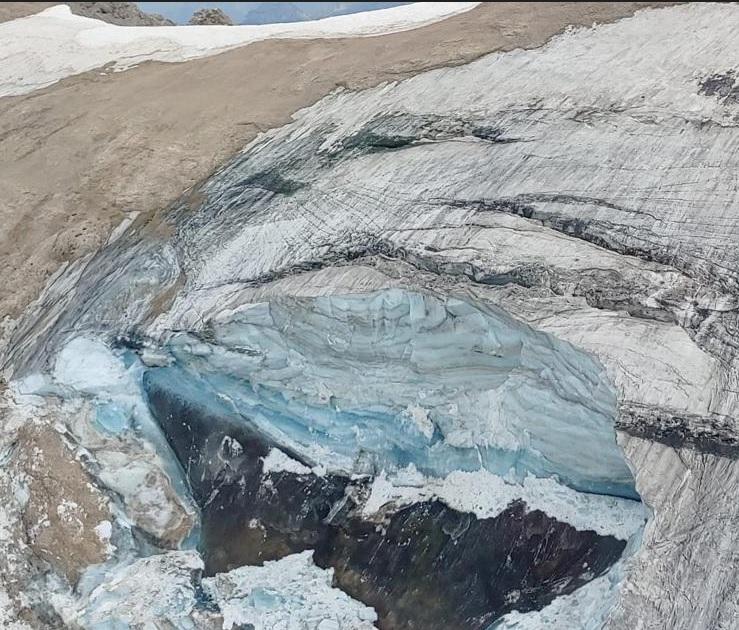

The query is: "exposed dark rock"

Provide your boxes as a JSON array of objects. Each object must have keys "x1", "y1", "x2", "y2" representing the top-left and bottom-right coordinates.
[
  {"x1": 316, "y1": 500, "x2": 624, "y2": 630},
  {"x1": 144, "y1": 368, "x2": 627, "y2": 630},
  {"x1": 141, "y1": 367, "x2": 348, "y2": 571},
  {"x1": 699, "y1": 71, "x2": 739, "y2": 105},
  {"x1": 235, "y1": 170, "x2": 306, "y2": 195},
  {"x1": 331, "y1": 113, "x2": 518, "y2": 156},
  {"x1": 618, "y1": 403, "x2": 739, "y2": 458}
]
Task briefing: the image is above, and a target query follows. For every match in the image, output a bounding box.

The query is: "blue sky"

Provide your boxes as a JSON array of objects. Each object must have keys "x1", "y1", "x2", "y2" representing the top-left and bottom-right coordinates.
[{"x1": 137, "y1": 2, "x2": 410, "y2": 25}]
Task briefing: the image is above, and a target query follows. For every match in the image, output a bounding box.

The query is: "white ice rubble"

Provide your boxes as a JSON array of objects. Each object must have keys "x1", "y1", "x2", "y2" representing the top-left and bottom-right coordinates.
[
  {"x1": 53, "y1": 548, "x2": 377, "y2": 629},
  {"x1": 363, "y1": 466, "x2": 644, "y2": 541},
  {"x1": 206, "y1": 551, "x2": 377, "y2": 630},
  {"x1": 0, "y1": 2, "x2": 479, "y2": 97}
]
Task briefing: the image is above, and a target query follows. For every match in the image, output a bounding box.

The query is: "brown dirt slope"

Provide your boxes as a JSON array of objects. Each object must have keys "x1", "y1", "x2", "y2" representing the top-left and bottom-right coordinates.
[
  {"x1": 0, "y1": 2, "x2": 676, "y2": 321},
  {"x1": 0, "y1": 2, "x2": 54, "y2": 22}
]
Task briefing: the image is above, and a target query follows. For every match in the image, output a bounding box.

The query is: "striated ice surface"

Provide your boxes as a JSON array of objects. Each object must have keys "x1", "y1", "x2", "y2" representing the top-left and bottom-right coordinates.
[{"x1": 162, "y1": 289, "x2": 637, "y2": 498}]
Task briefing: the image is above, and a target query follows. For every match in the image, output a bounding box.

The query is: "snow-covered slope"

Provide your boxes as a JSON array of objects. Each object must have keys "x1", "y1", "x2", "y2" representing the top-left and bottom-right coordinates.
[{"x1": 0, "y1": 2, "x2": 478, "y2": 97}]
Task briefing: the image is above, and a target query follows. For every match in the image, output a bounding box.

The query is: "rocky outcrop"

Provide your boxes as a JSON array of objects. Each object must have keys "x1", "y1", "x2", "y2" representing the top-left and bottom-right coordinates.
[
  {"x1": 68, "y1": 2, "x2": 174, "y2": 26},
  {"x1": 188, "y1": 8, "x2": 233, "y2": 26},
  {"x1": 0, "y1": 398, "x2": 113, "y2": 626}
]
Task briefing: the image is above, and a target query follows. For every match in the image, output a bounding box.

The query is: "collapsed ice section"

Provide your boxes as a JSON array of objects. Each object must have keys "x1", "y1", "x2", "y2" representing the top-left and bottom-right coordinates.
[
  {"x1": 13, "y1": 336, "x2": 198, "y2": 549},
  {"x1": 205, "y1": 551, "x2": 378, "y2": 630},
  {"x1": 137, "y1": 287, "x2": 643, "y2": 627},
  {"x1": 159, "y1": 288, "x2": 637, "y2": 499},
  {"x1": 11, "y1": 288, "x2": 642, "y2": 627},
  {"x1": 59, "y1": 550, "x2": 377, "y2": 629}
]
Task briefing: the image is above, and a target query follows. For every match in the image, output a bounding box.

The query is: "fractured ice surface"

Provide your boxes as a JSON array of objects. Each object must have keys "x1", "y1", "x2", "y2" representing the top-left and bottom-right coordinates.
[
  {"x1": 161, "y1": 289, "x2": 637, "y2": 498},
  {"x1": 59, "y1": 549, "x2": 378, "y2": 630},
  {"x1": 63, "y1": 551, "x2": 205, "y2": 629},
  {"x1": 204, "y1": 551, "x2": 378, "y2": 630}
]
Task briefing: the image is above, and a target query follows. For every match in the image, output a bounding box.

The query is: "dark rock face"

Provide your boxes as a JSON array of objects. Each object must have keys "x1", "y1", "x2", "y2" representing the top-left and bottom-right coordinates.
[
  {"x1": 315, "y1": 500, "x2": 624, "y2": 630},
  {"x1": 188, "y1": 8, "x2": 234, "y2": 26},
  {"x1": 141, "y1": 368, "x2": 348, "y2": 570},
  {"x1": 144, "y1": 368, "x2": 626, "y2": 629},
  {"x1": 617, "y1": 403, "x2": 739, "y2": 458},
  {"x1": 68, "y1": 2, "x2": 174, "y2": 26},
  {"x1": 699, "y1": 71, "x2": 739, "y2": 105}
]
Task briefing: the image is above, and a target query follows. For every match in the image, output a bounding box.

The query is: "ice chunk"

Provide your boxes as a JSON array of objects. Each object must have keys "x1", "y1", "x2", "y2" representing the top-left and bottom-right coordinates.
[
  {"x1": 204, "y1": 551, "x2": 377, "y2": 630},
  {"x1": 262, "y1": 448, "x2": 312, "y2": 475},
  {"x1": 363, "y1": 467, "x2": 645, "y2": 540}
]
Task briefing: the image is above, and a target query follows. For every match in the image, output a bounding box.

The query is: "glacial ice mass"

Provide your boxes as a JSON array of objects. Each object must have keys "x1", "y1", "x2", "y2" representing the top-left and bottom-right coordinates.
[{"x1": 2, "y1": 1, "x2": 739, "y2": 628}]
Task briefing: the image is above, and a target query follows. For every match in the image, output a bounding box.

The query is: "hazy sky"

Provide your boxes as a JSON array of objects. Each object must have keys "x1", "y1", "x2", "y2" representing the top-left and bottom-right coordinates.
[{"x1": 137, "y1": 2, "x2": 410, "y2": 25}]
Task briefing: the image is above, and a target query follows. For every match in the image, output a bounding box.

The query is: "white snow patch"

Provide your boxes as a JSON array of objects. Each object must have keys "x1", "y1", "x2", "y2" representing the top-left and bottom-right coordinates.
[
  {"x1": 0, "y1": 3, "x2": 479, "y2": 97},
  {"x1": 105, "y1": 211, "x2": 139, "y2": 245},
  {"x1": 52, "y1": 337, "x2": 132, "y2": 397},
  {"x1": 94, "y1": 519, "x2": 112, "y2": 542},
  {"x1": 204, "y1": 550, "x2": 377, "y2": 630},
  {"x1": 262, "y1": 448, "x2": 311, "y2": 476},
  {"x1": 363, "y1": 467, "x2": 646, "y2": 541},
  {"x1": 94, "y1": 519, "x2": 116, "y2": 556},
  {"x1": 405, "y1": 404, "x2": 434, "y2": 439}
]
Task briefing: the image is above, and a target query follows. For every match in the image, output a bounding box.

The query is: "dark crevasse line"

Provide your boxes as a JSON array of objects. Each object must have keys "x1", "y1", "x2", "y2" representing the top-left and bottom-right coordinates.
[{"x1": 143, "y1": 368, "x2": 627, "y2": 630}]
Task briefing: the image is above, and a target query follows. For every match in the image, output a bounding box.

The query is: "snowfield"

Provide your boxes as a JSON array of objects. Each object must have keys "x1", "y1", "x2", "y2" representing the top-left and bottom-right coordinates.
[{"x1": 0, "y1": 2, "x2": 479, "y2": 97}]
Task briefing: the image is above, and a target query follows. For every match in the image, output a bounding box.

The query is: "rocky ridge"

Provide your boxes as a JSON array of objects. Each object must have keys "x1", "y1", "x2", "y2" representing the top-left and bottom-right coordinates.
[{"x1": 188, "y1": 8, "x2": 233, "y2": 26}]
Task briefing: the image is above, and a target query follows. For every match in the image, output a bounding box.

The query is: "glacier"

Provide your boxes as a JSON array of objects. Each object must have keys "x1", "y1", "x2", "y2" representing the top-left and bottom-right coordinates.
[
  {"x1": 7, "y1": 290, "x2": 646, "y2": 628},
  {"x1": 154, "y1": 289, "x2": 637, "y2": 496},
  {"x1": 2, "y1": 2, "x2": 739, "y2": 628}
]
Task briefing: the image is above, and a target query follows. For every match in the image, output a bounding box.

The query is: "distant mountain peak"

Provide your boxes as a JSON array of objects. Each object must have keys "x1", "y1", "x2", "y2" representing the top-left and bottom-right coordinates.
[{"x1": 242, "y1": 2, "x2": 308, "y2": 25}]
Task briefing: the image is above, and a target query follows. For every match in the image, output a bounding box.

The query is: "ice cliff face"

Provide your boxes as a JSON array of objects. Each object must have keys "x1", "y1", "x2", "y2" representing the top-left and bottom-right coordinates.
[
  {"x1": 158, "y1": 290, "x2": 635, "y2": 496},
  {"x1": 2, "y1": 2, "x2": 739, "y2": 628}
]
